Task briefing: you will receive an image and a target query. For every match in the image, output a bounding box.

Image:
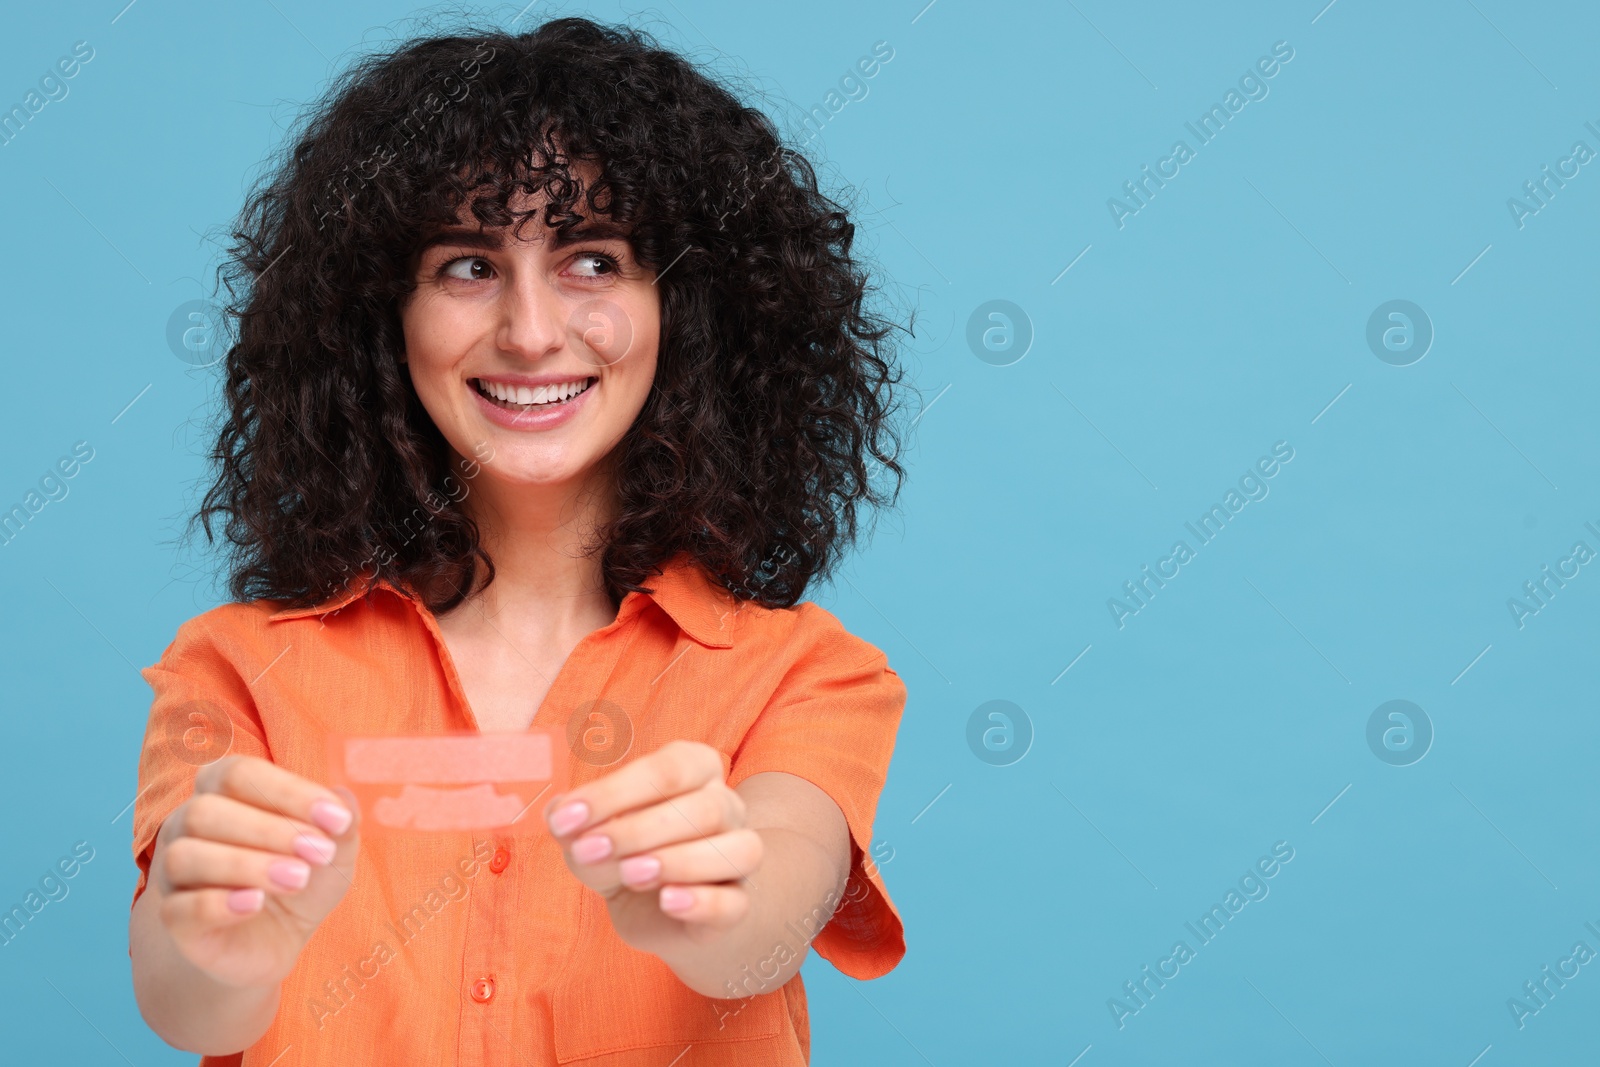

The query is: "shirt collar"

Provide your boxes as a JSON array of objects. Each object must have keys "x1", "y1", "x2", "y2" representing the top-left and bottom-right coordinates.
[
  {"x1": 633, "y1": 551, "x2": 738, "y2": 649},
  {"x1": 265, "y1": 576, "x2": 395, "y2": 623},
  {"x1": 265, "y1": 551, "x2": 738, "y2": 648}
]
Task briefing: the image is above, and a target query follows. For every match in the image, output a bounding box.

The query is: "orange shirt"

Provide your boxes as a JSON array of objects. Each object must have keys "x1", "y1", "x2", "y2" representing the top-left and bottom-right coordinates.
[{"x1": 131, "y1": 551, "x2": 907, "y2": 1065}]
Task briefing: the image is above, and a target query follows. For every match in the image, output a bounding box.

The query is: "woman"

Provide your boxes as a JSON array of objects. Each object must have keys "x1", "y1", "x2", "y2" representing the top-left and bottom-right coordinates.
[{"x1": 129, "y1": 17, "x2": 908, "y2": 1066}]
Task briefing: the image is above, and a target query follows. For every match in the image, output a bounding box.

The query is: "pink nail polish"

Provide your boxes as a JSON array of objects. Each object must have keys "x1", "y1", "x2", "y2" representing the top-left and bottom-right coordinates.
[
  {"x1": 310, "y1": 800, "x2": 353, "y2": 835},
  {"x1": 571, "y1": 835, "x2": 612, "y2": 864},
  {"x1": 549, "y1": 801, "x2": 589, "y2": 836},
  {"x1": 227, "y1": 888, "x2": 264, "y2": 914},
  {"x1": 619, "y1": 856, "x2": 661, "y2": 886},
  {"x1": 293, "y1": 834, "x2": 337, "y2": 866},
  {"x1": 659, "y1": 886, "x2": 694, "y2": 914},
  {"x1": 268, "y1": 859, "x2": 311, "y2": 889}
]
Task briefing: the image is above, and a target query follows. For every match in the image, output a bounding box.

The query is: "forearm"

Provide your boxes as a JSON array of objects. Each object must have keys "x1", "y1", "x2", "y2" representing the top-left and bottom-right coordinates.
[
  {"x1": 656, "y1": 825, "x2": 848, "y2": 998},
  {"x1": 129, "y1": 888, "x2": 281, "y2": 1055}
]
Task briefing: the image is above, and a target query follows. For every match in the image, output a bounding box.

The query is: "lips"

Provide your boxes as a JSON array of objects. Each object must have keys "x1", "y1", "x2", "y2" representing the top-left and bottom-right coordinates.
[{"x1": 467, "y1": 373, "x2": 597, "y2": 432}]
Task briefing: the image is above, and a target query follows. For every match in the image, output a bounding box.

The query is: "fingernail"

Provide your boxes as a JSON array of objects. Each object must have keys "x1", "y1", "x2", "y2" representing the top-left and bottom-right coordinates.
[
  {"x1": 227, "y1": 888, "x2": 265, "y2": 914},
  {"x1": 548, "y1": 801, "x2": 589, "y2": 836},
  {"x1": 310, "y1": 799, "x2": 353, "y2": 835},
  {"x1": 268, "y1": 859, "x2": 311, "y2": 889},
  {"x1": 293, "y1": 834, "x2": 337, "y2": 866},
  {"x1": 571, "y1": 834, "x2": 613, "y2": 864},
  {"x1": 619, "y1": 856, "x2": 661, "y2": 886},
  {"x1": 659, "y1": 886, "x2": 694, "y2": 914}
]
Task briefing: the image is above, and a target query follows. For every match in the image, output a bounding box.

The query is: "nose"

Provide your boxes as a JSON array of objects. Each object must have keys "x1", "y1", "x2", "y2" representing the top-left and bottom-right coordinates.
[{"x1": 496, "y1": 272, "x2": 565, "y2": 362}]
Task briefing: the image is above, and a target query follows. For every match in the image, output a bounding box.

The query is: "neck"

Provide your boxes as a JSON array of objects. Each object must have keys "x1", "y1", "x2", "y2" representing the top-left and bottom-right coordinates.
[{"x1": 454, "y1": 456, "x2": 619, "y2": 624}]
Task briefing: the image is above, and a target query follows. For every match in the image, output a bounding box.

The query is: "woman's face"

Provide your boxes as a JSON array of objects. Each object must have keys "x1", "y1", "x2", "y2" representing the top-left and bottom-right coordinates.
[{"x1": 401, "y1": 192, "x2": 660, "y2": 496}]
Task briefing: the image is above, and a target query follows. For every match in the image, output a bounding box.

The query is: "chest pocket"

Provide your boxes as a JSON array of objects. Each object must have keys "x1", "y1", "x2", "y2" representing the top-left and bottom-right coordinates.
[{"x1": 551, "y1": 889, "x2": 790, "y2": 1062}]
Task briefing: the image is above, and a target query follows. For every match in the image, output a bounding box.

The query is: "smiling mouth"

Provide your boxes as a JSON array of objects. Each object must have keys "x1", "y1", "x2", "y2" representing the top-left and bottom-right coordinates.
[{"x1": 471, "y1": 377, "x2": 596, "y2": 412}]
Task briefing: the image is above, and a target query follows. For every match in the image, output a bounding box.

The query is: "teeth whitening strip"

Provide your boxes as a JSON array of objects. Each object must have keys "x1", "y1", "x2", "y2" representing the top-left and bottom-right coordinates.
[{"x1": 331, "y1": 732, "x2": 563, "y2": 833}]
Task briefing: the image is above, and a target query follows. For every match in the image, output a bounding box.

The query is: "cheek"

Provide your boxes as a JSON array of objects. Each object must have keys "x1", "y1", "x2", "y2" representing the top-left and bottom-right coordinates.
[
  {"x1": 597, "y1": 298, "x2": 659, "y2": 404},
  {"x1": 625, "y1": 347, "x2": 659, "y2": 411},
  {"x1": 579, "y1": 296, "x2": 656, "y2": 371},
  {"x1": 598, "y1": 344, "x2": 657, "y2": 443},
  {"x1": 402, "y1": 299, "x2": 475, "y2": 398}
]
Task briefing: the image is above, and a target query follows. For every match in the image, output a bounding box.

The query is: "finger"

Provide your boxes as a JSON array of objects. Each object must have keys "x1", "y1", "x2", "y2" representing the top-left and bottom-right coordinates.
[
  {"x1": 656, "y1": 882, "x2": 749, "y2": 930},
  {"x1": 164, "y1": 793, "x2": 338, "y2": 868},
  {"x1": 615, "y1": 830, "x2": 763, "y2": 891},
  {"x1": 326, "y1": 786, "x2": 362, "y2": 868},
  {"x1": 300, "y1": 786, "x2": 362, "y2": 898},
  {"x1": 195, "y1": 756, "x2": 354, "y2": 839},
  {"x1": 568, "y1": 784, "x2": 744, "y2": 872},
  {"x1": 546, "y1": 740, "x2": 723, "y2": 838},
  {"x1": 160, "y1": 835, "x2": 314, "y2": 896},
  {"x1": 161, "y1": 886, "x2": 269, "y2": 941}
]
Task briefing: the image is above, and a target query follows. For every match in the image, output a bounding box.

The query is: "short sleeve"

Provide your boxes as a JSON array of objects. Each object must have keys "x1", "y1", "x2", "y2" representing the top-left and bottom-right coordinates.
[
  {"x1": 130, "y1": 613, "x2": 271, "y2": 919},
  {"x1": 727, "y1": 615, "x2": 908, "y2": 979}
]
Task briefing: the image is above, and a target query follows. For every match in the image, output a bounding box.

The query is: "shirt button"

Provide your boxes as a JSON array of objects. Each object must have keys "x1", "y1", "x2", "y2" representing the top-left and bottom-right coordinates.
[
  {"x1": 489, "y1": 847, "x2": 510, "y2": 874},
  {"x1": 470, "y1": 977, "x2": 495, "y2": 1003}
]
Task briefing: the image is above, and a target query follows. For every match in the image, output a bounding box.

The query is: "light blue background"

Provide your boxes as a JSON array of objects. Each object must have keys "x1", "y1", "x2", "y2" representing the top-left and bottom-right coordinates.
[{"x1": 2, "y1": 0, "x2": 1596, "y2": 1063}]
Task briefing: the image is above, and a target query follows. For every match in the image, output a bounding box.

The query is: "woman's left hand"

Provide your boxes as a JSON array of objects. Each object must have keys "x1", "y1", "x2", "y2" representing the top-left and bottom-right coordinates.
[{"x1": 546, "y1": 740, "x2": 765, "y2": 949}]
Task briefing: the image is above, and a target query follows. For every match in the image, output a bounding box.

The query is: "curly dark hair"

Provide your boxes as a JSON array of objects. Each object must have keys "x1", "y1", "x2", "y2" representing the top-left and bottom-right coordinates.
[{"x1": 194, "y1": 15, "x2": 906, "y2": 614}]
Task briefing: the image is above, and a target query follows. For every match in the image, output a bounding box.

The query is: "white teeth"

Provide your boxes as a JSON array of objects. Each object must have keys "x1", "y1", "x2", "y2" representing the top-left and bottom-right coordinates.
[{"x1": 478, "y1": 378, "x2": 591, "y2": 407}]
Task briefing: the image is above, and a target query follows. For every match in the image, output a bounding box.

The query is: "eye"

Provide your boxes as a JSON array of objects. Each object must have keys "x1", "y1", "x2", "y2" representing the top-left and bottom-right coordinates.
[
  {"x1": 441, "y1": 256, "x2": 495, "y2": 281},
  {"x1": 569, "y1": 252, "x2": 620, "y2": 278}
]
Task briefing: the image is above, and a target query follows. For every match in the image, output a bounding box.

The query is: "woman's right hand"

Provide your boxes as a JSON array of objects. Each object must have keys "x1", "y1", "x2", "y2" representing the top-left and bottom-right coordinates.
[{"x1": 148, "y1": 755, "x2": 360, "y2": 990}]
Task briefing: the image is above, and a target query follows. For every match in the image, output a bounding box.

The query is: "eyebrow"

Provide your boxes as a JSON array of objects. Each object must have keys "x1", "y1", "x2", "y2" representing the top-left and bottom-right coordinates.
[{"x1": 416, "y1": 220, "x2": 634, "y2": 256}]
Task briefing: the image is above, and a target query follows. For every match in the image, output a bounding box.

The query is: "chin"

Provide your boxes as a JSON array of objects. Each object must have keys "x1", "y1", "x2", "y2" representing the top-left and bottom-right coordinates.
[{"x1": 478, "y1": 451, "x2": 594, "y2": 487}]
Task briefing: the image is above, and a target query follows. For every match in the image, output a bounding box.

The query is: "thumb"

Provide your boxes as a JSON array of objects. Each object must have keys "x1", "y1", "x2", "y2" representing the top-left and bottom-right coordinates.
[{"x1": 295, "y1": 785, "x2": 361, "y2": 922}]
